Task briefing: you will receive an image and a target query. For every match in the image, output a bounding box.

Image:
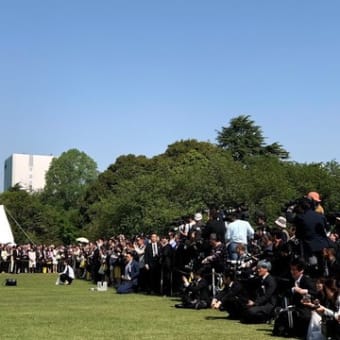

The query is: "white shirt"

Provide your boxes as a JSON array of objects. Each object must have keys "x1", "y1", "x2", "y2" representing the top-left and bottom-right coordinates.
[
  {"x1": 62, "y1": 264, "x2": 75, "y2": 279},
  {"x1": 226, "y1": 219, "x2": 254, "y2": 244}
]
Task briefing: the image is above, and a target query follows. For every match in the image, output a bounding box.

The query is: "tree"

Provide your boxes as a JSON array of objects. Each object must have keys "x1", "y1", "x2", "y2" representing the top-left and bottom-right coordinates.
[
  {"x1": 216, "y1": 115, "x2": 289, "y2": 162},
  {"x1": 42, "y1": 149, "x2": 98, "y2": 210}
]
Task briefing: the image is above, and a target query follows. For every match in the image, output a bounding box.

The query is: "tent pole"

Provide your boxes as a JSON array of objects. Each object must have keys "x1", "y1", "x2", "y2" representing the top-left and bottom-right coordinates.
[{"x1": 4, "y1": 207, "x2": 36, "y2": 246}]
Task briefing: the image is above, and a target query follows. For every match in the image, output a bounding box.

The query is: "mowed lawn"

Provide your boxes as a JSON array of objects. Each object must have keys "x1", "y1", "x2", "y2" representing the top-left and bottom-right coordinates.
[{"x1": 0, "y1": 274, "x2": 293, "y2": 340}]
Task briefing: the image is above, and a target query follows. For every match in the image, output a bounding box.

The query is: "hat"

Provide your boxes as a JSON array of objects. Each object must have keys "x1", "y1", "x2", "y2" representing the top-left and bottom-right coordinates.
[
  {"x1": 275, "y1": 216, "x2": 287, "y2": 229},
  {"x1": 307, "y1": 191, "x2": 321, "y2": 202},
  {"x1": 257, "y1": 260, "x2": 272, "y2": 271},
  {"x1": 194, "y1": 213, "x2": 202, "y2": 221}
]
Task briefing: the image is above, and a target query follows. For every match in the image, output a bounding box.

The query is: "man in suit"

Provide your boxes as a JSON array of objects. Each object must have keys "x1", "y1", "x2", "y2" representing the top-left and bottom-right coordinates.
[
  {"x1": 159, "y1": 236, "x2": 174, "y2": 296},
  {"x1": 211, "y1": 269, "x2": 246, "y2": 319},
  {"x1": 241, "y1": 260, "x2": 277, "y2": 323},
  {"x1": 144, "y1": 233, "x2": 161, "y2": 294},
  {"x1": 288, "y1": 258, "x2": 317, "y2": 337},
  {"x1": 175, "y1": 267, "x2": 211, "y2": 309},
  {"x1": 116, "y1": 251, "x2": 140, "y2": 294}
]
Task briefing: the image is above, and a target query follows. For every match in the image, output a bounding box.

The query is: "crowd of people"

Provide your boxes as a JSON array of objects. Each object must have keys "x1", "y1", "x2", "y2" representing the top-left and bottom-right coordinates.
[{"x1": 1, "y1": 191, "x2": 340, "y2": 339}]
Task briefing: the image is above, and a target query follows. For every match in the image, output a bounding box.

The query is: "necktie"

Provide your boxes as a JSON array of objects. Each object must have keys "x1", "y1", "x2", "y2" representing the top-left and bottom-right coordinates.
[{"x1": 153, "y1": 243, "x2": 157, "y2": 256}]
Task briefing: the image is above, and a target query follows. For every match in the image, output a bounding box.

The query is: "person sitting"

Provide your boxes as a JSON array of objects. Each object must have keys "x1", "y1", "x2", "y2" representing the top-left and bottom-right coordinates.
[
  {"x1": 302, "y1": 278, "x2": 340, "y2": 340},
  {"x1": 211, "y1": 269, "x2": 245, "y2": 319},
  {"x1": 274, "y1": 258, "x2": 317, "y2": 337},
  {"x1": 56, "y1": 260, "x2": 75, "y2": 285},
  {"x1": 116, "y1": 251, "x2": 140, "y2": 294},
  {"x1": 175, "y1": 267, "x2": 211, "y2": 309},
  {"x1": 240, "y1": 260, "x2": 277, "y2": 324}
]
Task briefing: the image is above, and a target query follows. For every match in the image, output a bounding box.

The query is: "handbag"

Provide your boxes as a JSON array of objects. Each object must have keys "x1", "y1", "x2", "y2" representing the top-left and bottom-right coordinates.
[
  {"x1": 5, "y1": 278, "x2": 17, "y2": 286},
  {"x1": 98, "y1": 264, "x2": 107, "y2": 275}
]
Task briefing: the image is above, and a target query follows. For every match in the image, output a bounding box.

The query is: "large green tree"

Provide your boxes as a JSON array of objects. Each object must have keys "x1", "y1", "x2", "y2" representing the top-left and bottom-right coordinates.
[
  {"x1": 42, "y1": 149, "x2": 98, "y2": 210},
  {"x1": 216, "y1": 115, "x2": 289, "y2": 162}
]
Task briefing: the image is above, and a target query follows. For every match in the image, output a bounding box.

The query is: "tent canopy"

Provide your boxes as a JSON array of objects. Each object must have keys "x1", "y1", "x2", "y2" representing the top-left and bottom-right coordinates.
[{"x1": 0, "y1": 205, "x2": 14, "y2": 244}]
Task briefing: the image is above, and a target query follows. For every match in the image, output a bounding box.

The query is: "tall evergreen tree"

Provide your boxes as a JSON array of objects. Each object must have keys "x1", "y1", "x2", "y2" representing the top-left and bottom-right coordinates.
[{"x1": 216, "y1": 115, "x2": 289, "y2": 161}]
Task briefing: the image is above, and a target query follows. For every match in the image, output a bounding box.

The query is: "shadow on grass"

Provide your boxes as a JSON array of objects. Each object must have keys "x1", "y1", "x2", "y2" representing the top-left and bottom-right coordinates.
[{"x1": 205, "y1": 316, "x2": 228, "y2": 320}]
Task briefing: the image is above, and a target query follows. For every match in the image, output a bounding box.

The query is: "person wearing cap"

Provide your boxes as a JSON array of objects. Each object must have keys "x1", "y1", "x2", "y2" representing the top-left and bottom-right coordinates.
[
  {"x1": 192, "y1": 212, "x2": 204, "y2": 232},
  {"x1": 274, "y1": 216, "x2": 290, "y2": 243},
  {"x1": 240, "y1": 260, "x2": 277, "y2": 323},
  {"x1": 307, "y1": 191, "x2": 324, "y2": 215},
  {"x1": 285, "y1": 196, "x2": 329, "y2": 273}
]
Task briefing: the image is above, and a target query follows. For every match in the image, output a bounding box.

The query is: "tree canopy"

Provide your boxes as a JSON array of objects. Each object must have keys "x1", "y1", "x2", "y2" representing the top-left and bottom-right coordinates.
[
  {"x1": 216, "y1": 115, "x2": 289, "y2": 161},
  {"x1": 1, "y1": 116, "x2": 339, "y2": 244}
]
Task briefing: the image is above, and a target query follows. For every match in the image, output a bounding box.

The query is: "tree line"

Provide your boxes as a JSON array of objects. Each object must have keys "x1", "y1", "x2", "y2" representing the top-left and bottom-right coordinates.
[{"x1": 2, "y1": 115, "x2": 340, "y2": 244}]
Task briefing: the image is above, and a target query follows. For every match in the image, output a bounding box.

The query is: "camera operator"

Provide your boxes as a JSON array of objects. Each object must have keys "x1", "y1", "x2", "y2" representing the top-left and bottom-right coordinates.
[
  {"x1": 201, "y1": 233, "x2": 227, "y2": 274},
  {"x1": 202, "y1": 208, "x2": 226, "y2": 244},
  {"x1": 285, "y1": 196, "x2": 330, "y2": 275},
  {"x1": 226, "y1": 211, "x2": 254, "y2": 261},
  {"x1": 175, "y1": 267, "x2": 211, "y2": 309},
  {"x1": 307, "y1": 191, "x2": 325, "y2": 215},
  {"x1": 211, "y1": 269, "x2": 246, "y2": 319}
]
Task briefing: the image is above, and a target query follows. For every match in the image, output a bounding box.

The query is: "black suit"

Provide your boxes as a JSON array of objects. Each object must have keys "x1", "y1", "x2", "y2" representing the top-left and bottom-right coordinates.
[
  {"x1": 218, "y1": 280, "x2": 247, "y2": 319},
  {"x1": 242, "y1": 274, "x2": 277, "y2": 323},
  {"x1": 290, "y1": 274, "x2": 317, "y2": 337},
  {"x1": 144, "y1": 242, "x2": 161, "y2": 294},
  {"x1": 180, "y1": 277, "x2": 211, "y2": 309},
  {"x1": 160, "y1": 243, "x2": 173, "y2": 296},
  {"x1": 203, "y1": 219, "x2": 226, "y2": 243}
]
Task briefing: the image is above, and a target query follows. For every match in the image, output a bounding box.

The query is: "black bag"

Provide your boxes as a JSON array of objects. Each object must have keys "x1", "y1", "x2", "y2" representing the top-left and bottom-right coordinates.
[
  {"x1": 5, "y1": 278, "x2": 17, "y2": 286},
  {"x1": 272, "y1": 307, "x2": 296, "y2": 337}
]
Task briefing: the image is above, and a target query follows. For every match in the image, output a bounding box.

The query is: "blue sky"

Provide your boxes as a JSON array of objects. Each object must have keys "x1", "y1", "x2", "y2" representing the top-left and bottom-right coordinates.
[{"x1": 1, "y1": 1, "x2": 339, "y2": 191}]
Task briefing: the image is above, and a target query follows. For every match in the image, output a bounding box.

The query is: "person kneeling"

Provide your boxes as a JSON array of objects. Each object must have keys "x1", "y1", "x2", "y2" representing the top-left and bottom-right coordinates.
[
  {"x1": 56, "y1": 260, "x2": 75, "y2": 285},
  {"x1": 117, "y1": 251, "x2": 140, "y2": 294}
]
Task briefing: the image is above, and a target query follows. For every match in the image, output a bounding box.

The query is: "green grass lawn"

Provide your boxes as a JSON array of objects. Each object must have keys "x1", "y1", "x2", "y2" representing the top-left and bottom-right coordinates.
[{"x1": 0, "y1": 274, "x2": 294, "y2": 340}]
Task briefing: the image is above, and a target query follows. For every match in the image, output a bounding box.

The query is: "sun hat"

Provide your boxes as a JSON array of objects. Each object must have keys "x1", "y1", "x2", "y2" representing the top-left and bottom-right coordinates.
[
  {"x1": 275, "y1": 216, "x2": 287, "y2": 229},
  {"x1": 194, "y1": 213, "x2": 202, "y2": 221}
]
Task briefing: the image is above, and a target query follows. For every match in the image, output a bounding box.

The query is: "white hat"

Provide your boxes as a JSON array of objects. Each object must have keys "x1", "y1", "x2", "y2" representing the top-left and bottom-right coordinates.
[
  {"x1": 194, "y1": 213, "x2": 202, "y2": 221},
  {"x1": 275, "y1": 216, "x2": 287, "y2": 229}
]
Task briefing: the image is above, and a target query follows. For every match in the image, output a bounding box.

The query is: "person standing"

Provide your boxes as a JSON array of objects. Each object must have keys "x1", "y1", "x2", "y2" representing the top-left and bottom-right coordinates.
[
  {"x1": 144, "y1": 233, "x2": 161, "y2": 294},
  {"x1": 226, "y1": 212, "x2": 254, "y2": 260}
]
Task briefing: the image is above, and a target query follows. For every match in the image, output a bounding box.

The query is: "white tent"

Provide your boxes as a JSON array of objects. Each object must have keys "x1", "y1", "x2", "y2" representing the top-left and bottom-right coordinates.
[{"x1": 0, "y1": 205, "x2": 15, "y2": 244}]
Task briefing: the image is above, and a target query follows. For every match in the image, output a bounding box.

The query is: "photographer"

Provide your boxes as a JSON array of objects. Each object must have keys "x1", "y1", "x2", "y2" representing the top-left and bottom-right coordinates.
[
  {"x1": 226, "y1": 211, "x2": 254, "y2": 261},
  {"x1": 56, "y1": 259, "x2": 75, "y2": 285},
  {"x1": 211, "y1": 269, "x2": 245, "y2": 319},
  {"x1": 175, "y1": 267, "x2": 211, "y2": 309},
  {"x1": 285, "y1": 196, "x2": 330, "y2": 274},
  {"x1": 300, "y1": 277, "x2": 340, "y2": 339}
]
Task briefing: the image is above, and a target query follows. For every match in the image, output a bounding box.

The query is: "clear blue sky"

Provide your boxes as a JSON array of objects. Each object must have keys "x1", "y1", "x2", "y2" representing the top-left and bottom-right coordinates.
[{"x1": 1, "y1": 1, "x2": 339, "y2": 191}]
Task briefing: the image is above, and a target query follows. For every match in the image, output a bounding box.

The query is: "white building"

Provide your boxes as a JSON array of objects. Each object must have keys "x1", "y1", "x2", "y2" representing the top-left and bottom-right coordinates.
[{"x1": 4, "y1": 153, "x2": 55, "y2": 192}]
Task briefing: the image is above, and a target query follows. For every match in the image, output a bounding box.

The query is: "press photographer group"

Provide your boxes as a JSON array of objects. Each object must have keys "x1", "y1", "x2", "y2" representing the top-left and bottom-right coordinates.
[{"x1": 1, "y1": 191, "x2": 340, "y2": 339}]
